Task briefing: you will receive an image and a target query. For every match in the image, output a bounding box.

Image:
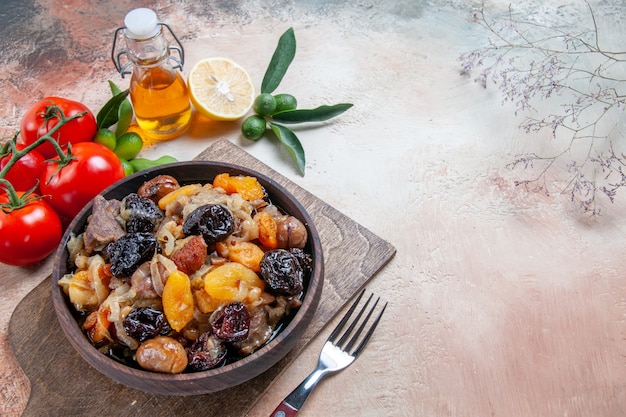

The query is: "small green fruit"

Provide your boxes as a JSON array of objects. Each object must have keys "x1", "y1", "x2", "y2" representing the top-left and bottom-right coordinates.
[
  {"x1": 253, "y1": 93, "x2": 277, "y2": 116},
  {"x1": 242, "y1": 115, "x2": 267, "y2": 141},
  {"x1": 93, "y1": 128, "x2": 116, "y2": 151},
  {"x1": 274, "y1": 94, "x2": 298, "y2": 113},
  {"x1": 114, "y1": 132, "x2": 143, "y2": 161}
]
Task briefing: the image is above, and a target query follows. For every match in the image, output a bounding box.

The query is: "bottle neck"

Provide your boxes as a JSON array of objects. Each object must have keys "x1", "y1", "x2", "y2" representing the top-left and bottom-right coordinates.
[{"x1": 125, "y1": 28, "x2": 169, "y2": 67}]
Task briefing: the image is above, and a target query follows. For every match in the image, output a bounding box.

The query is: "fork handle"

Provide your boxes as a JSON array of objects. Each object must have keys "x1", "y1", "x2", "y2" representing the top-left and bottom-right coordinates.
[
  {"x1": 270, "y1": 401, "x2": 299, "y2": 417},
  {"x1": 269, "y1": 368, "x2": 328, "y2": 416}
]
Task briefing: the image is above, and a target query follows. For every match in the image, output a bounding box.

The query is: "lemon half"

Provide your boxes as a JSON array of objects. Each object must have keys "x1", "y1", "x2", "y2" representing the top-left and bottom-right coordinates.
[{"x1": 188, "y1": 57, "x2": 255, "y2": 121}]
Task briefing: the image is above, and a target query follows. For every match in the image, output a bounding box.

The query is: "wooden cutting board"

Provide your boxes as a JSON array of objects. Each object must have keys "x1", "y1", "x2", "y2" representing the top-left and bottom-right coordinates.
[{"x1": 8, "y1": 139, "x2": 396, "y2": 417}]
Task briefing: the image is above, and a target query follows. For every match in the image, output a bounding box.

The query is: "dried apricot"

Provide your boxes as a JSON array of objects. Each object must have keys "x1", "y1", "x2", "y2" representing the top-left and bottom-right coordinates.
[
  {"x1": 255, "y1": 211, "x2": 278, "y2": 249},
  {"x1": 212, "y1": 173, "x2": 264, "y2": 201},
  {"x1": 157, "y1": 184, "x2": 201, "y2": 210},
  {"x1": 215, "y1": 241, "x2": 229, "y2": 258},
  {"x1": 83, "y1": 307, "x2": 112, "y2": 345},
  {"x1": 162, "y1": 270, "x2": 195, "y2": 332},
  {"x1": 203, "y1": 262, "x2": 264, "y2": 301},
  {"x1": 229, "y1": 175, "x2": 265, "y2": 201},
  {"x1": 213, "y1": 173, "x2": 236, "y2": 194},
  {"x1": 226, "y1": 240, "x2": 265, "y2": 272}
]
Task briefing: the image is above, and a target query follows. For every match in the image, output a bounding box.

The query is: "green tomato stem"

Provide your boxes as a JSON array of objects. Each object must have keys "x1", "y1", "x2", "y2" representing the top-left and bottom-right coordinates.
[
  {"x1": 0, "y1": 179, "x2": 20, "y2": 210},
  {"x1": 0, "y1": 178, "x2": 43, "y2": 213},
  {"x1": 0, "y1": 106, "x2": 85, "y2": 204}
]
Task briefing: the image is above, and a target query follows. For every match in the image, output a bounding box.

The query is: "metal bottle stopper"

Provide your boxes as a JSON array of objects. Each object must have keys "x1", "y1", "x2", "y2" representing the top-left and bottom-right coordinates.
[{"x1": 110, "y1": 8, "x2": 185, "y2": 78}]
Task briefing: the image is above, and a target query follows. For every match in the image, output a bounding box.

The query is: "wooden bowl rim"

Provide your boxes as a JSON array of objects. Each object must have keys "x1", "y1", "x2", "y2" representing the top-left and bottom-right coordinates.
[{"x1": 51, "y1": 160, "x2": 324, "y2": 395}]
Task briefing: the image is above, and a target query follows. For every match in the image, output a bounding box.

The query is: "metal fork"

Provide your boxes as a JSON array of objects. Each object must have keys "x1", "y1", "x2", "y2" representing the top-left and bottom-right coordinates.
[{"x1": 270, "y1": 289, "x2": 387, "y2": 417}]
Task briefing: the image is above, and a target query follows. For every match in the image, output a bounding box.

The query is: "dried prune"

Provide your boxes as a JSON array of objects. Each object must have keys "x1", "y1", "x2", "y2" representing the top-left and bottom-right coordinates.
[
  {"x1": 120, "y1": 193, "x2": 164, "y2": 233},
  {"x1": 211, "y1": 302, "x2": 250, "y2": 342},
  {"x1": 232, "y1": 306, "x2": 272, "y2": 356},
  {"x1": 289, "y1": 248, "x2": 313, "y2": 275},
  {"x1": 187, "y1": 331, "x2": 227, "y2": 371},
  {"x1": 123, "y1": 307, "x2": 171, "y2": 342},
  {"x1": 107, "y1": 232, "x2": 160, "y2": 277},
  {"x1": 182, "y1": 204, "x2": 234, "y2": 244},
  {"x1": 260, "y1": 249, "x2": 304, "y2": 296}
]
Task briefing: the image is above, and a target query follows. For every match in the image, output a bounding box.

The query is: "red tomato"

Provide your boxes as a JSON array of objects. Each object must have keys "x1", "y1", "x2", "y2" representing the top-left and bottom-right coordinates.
[
  {"x1": 40, "y1": 142, "x2": 125, "y2": 219},
  {"x1": 0, "y1": 193, "x2": 63, "y2": 266},
  {"x1": 0, "y1": 144, "x2": 45, "y2": 194},
  {"x1": 20, "y1": 97, "x2": 97, "y2": 159}
]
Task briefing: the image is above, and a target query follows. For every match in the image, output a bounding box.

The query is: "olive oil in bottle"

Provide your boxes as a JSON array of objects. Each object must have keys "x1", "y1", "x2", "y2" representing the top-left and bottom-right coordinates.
[{"x1": 130, "y1": 65, "x2": 191, "y2": 141}]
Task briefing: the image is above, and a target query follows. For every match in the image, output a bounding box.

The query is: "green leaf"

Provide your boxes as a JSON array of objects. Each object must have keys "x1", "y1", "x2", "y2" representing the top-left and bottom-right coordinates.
[
  {"x1": 108, "y1": 80, "x2": 123, "y2": 96},
  {"x1": 108, "y1": 81, "x2": 133, "y2": 136},
  {"x1": 269, "y1": 122, "x2": 306, "y2": 175},
  {"x1": 271, "y1": 103, "x2": 353, "y2": 124},
  {"x1": 115, "y1": 100, "x2": 133, "y2": 136},
  {"x1": 261, "y1": 28, "x2": 296, "y2": 94},
  {"x1": 97, "y1": 89, "x2": 130, "y2": 129}
]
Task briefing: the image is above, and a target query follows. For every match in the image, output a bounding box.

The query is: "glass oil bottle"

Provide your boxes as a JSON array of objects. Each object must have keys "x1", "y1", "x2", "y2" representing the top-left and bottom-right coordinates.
[{"x1": 112, "y1": 8, "x2": 191, "y2": 141}]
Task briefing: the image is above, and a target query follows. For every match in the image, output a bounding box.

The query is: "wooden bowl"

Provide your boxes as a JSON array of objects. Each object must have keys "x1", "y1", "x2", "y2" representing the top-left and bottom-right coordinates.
[{"x1": 51, "y1": 161, "x2": 324, "y2": 395}]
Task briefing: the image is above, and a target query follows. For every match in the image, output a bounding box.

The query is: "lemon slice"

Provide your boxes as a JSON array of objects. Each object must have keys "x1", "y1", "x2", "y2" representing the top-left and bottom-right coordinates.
[{"x1": 188, "y1": 57, "x2": 255, "y2": 121}]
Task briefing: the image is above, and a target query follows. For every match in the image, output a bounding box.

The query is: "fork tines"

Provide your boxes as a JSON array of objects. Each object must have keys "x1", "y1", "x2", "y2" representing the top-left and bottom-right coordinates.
[{"x1": 328, "y1": 289, "x2": 387, "y2": 358}]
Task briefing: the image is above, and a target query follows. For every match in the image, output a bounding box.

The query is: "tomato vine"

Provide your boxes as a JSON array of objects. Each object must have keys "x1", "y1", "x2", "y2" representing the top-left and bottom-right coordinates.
[{"x1": 0, "y1": 106, "x2": 86, "y2": 203}]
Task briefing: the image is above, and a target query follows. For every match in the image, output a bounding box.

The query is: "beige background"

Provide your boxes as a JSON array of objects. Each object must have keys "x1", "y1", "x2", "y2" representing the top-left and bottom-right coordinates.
[{"x1": 1, "y1": 1, "x2": 625, "y2": 416}]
